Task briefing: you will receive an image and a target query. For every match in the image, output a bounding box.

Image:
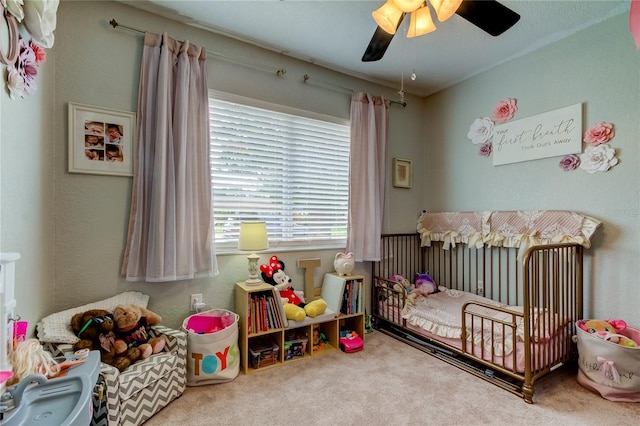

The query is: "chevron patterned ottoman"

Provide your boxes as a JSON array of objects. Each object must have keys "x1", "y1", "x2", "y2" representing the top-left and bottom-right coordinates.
[{"x1": 37, "y1": 293, "x2": 187, "y2": 425}]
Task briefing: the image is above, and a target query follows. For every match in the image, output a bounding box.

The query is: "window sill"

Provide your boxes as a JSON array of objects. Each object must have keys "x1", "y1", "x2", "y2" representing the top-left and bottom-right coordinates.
[{"x1": 217, "y1": 244, "x2": 345, "y2": 256}]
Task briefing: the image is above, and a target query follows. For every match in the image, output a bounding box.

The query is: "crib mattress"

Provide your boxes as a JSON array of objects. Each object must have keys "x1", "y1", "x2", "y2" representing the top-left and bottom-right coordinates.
[{"x1": 378, "y1": 289, "x2": 569, "y2": 373}]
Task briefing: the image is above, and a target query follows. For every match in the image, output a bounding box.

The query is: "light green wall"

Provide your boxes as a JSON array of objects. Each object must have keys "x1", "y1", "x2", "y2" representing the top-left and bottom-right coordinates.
[
  {"x1": 0, "y1": 29, "x2": 56, "y2": 337},
  {"x1": 422, "y1": 14, "x2": 640, "y2": 323},
  {"x1": 46, "y1": 1, "x2": 423, "y2": 329},
  {"x1": 2, "y1": 2, "x2": 637, "y2": 333}
]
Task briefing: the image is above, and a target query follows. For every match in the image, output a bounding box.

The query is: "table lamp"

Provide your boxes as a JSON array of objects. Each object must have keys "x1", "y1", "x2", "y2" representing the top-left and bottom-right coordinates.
[{"x1": 238, "y1": 221, "x2": 269, "y2": 285}]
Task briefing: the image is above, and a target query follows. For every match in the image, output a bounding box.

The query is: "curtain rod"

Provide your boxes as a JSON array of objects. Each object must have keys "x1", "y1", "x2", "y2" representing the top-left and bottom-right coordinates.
[
  {"x1": 302, "y1": 74, "x2": 406, "y2": 107},
  {"x1": 110, "y1": 18, "x2": 404, "y2": 107},
  {"x1": 109, "y1": 18, "x2": 286, "y2": 77}
]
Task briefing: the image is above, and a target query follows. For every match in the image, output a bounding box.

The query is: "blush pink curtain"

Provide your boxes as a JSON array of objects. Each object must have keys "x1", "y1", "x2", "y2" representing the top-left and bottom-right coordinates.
[
  {"x1": 347, "y1": 92, "x2": 389, "y2": 262},
  {"x1": 122, "y1": 32, "x2": 217, "y2": 282}
]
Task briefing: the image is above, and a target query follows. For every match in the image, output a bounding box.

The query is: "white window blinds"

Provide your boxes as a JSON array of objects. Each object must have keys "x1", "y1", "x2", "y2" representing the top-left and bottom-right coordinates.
[{"x1": 209, "y1": 92, "x2": 350, "y2": 249}]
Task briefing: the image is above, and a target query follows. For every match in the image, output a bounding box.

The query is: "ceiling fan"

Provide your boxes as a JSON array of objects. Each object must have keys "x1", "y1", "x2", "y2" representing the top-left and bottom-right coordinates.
[{"x1": 362, "y1": 0, "x2": 521, "y2": 62}]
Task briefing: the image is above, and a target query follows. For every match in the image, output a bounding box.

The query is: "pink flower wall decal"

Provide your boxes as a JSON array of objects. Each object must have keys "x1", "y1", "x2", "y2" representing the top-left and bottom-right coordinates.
[
  {"x1": 30, "y1": 40, "x2": 47, "y2": 64},
  {"x1": 559, "y1": 154, "x2": 580, "y2": 171},
  {"x1": 492, "y1": 98, "x2": 518, "y2": 124},
  {"x1": 583, "y1": 122, "x2": 615, "y2": 146},
  {"x1": 6, "y1": 36, "x2": 47, "y2": 99},
  {"x1": 16, "y1": 38, "x2": 38, "y2": 95},
  {"x1": 479, "y1": 142, "x2": 492, "y2": 157}
]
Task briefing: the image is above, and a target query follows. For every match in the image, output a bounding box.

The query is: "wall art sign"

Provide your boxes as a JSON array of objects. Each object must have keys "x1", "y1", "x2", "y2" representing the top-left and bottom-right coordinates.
[
  {"x1": 68, "y1": 102, "x2": 135, "y2": 176},
  {"x1": 393, "y1": 158, "x2": 412, "y2": 188},
  {"x1": 492, "y1": 103, "x2": 582, "y2": 166}
]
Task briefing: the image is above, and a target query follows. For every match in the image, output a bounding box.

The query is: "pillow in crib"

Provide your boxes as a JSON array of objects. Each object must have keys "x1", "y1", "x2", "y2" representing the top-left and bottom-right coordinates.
[{"x1": 36, "y1": 291, "x2": 149, "y2": 344}]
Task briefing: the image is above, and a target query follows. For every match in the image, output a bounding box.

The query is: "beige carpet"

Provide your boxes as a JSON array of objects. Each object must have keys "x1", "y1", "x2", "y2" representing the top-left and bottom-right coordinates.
[{"x1": 145, "y1": 331, "x2": 639, "y2": 426}]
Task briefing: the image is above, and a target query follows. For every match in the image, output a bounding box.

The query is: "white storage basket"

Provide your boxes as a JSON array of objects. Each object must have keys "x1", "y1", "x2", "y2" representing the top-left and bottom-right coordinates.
[
  {"x1": 574, "y1": 320, "x2": 640, "y2": 402},
  {"x1": 182, "y1": 309, "x2": 240, "y2": 386}
]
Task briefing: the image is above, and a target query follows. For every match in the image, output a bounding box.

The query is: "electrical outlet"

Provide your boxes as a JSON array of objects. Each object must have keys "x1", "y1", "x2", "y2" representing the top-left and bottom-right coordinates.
[
  {"x1": 190, "y1": 294, "x2": 203, "y2": 311},
  {"x1": 477, "y1": 280, "x2": 484, "y2": 296}
]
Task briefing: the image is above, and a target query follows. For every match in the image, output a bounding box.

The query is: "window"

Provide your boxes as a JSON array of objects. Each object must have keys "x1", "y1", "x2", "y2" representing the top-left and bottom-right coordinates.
[{"x1": 209, "y1": 91, "x2": 350, "y2": 250}]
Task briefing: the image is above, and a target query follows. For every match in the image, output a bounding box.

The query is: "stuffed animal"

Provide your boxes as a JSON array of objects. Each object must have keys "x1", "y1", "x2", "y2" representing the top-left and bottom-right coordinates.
[
  {"x1": 260, "y1": 255, "x2": 327, "y2": 322},
  {"x1": 113, "y1": 304, "x2": 166, "y2": 360},
  {"x1": 70, "y1": 309, "x2": 140, "y2": 372},
  {"x1": 578, "y1": 319, "x2": 639, "y2": 348},
  {"x1": 389, "y1": 274, "x2": 413, "y2": 294},
  {"x1": 415, "y1": 273, "x2": 438, "y2": 295},
  {"x1": 378, "y1": 274, "x2": 412, "y2": 306}
]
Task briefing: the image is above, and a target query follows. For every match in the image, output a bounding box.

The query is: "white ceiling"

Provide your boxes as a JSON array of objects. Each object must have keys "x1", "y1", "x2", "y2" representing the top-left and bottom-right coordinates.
[{"x1": 120, "y1": 1, "x2": 631, "y2": 97}]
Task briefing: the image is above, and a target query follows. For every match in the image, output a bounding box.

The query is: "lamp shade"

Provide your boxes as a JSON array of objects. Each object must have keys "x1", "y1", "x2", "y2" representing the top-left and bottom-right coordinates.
[
  {"x1": 238, "y1": 222, "x2": 269, "y2": 251},
  {"x1": 372, "y1": 1, "x2": 403, "y2": 34},
  {"x1": 407, "y1": 5, "x2": 436, "y2": 38},
  {"x1": 429, "y1": 0, "x2": 463, "y2": 22}
]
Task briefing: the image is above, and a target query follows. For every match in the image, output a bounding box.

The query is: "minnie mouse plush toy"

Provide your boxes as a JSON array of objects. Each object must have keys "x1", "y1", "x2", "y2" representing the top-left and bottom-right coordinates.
[{"x1": 260, "y1": 256, "x2": 327, "y2": 321}]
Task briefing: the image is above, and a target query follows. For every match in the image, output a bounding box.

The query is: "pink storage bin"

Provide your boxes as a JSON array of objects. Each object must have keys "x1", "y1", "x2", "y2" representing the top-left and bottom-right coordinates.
[{"x1": 185, "y1": 309, "x2": 236, "y2": 334}]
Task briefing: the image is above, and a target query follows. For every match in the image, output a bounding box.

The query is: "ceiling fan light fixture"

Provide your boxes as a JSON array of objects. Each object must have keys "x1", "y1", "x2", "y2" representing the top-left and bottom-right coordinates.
[
  {"x1": 407, "y1": 5, "x2": 436, "y2": 38},
  {"x1": 391, "y1": 0, "x2": 425, "y2": 13},
  {"x1": 372, "y1": 1, "x2": 404, "y2": 34},
  {"x1": 428, "y1": 0, "x2": 463, "y2": 22}
]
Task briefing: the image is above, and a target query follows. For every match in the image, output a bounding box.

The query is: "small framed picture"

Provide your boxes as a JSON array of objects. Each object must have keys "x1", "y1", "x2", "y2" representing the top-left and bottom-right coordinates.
[
  {"x1": 68, "y1": 102, "x2": 135, "y2": 176},
  {"x1": 392, "y1": 158, "x2": 412, "y2": 188}
]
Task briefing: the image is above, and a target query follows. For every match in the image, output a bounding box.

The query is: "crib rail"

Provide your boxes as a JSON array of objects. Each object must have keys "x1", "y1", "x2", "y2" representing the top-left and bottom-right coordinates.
[
  {"x1": 522, "y1": 243, "x2": 583, "y2": 383},
  {"x1": 373, "y1": 233, "x2": 426, "y2": 280},
  {"x1": 461, "y1": 300, "x2": 521, "y2": 376}
]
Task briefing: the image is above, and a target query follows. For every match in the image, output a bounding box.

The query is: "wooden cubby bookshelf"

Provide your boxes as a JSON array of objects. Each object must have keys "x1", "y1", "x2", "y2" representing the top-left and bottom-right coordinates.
[
  {"x1": 320, "y1": 273, "x2": 365, "y2": 339},
  {"x1": 234, "y1": 273, "x2": 365, "y2": 375}
]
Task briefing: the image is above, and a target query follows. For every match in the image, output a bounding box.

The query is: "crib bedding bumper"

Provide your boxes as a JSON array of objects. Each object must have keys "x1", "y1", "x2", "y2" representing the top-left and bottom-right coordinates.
[
  {"x1": 417, "y1": 210, "x2": 601, "y2": 252},
  {"x1": 417, "y1": 211, "x2": 486, "y2": 249}
]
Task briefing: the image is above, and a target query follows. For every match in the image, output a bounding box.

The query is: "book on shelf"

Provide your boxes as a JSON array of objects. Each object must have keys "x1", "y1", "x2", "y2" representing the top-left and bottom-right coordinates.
[
  {"x1": 247, "y1": 291, "x2": 284, "y2": 335},
  {"x1": 260, "y1": 296, "x2": 266, "y2": 331},
  {"x1": 321, "y1": 273, "x2": 363, "y2": 318},
  {"x1": 267, "y1": 296, "x2": 281, "y2": 329},
  {"x1": 339, "y1": 279, "x2": 361, "y2": 315},
  {"x1": 247, "y1": 296, "x2": 252, "y2": 335},
  {"x1": 249, "y1": 295, "x2": 256, "y2": 334}
]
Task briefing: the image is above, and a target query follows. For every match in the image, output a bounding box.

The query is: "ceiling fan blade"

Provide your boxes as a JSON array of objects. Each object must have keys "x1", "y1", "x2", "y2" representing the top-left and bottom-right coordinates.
[
  {"x1": 455, "y1": 0, "x2": 520, "y2": 37},
  {"x1": 361, "y1": 13, "x2": 406, "y2": 62}
]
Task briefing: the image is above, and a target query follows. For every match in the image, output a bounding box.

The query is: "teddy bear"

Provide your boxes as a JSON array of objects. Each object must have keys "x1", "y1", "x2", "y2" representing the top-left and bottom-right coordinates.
[
  {"x1": 113, "y1": 304, "x2": 166, "y2": 360},
  {"x1": 70, "y1": 308, "x2": 141, "y2": 372},
  {"x1": 378, "y1": 275, "x2": 407, "y2": 305},
  {"x1": 260, "y1": 255, "x2": 327, "y2": 322},
  {"x1": 578, "y1": 319, "x2": 639, "y2": 348}
]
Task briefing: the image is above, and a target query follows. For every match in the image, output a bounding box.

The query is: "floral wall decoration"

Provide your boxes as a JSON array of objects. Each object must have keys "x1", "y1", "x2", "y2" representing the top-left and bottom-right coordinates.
[
  {"x1": 571, "y1": 122, "x2": 618, "y2": 174},
  {"x1": 2, "y1": 0, "x2": 59, "y2": 99},
  {"x1": 466, "y1": 98, "x2": 517, "y2": 158},
  {"x1": 467, "y1": 98, "x2": 619, "y2": 174}
]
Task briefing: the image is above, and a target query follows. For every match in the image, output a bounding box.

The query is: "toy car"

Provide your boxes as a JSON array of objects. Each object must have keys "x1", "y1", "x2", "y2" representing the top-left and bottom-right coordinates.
[{"x1": 339, "y1": 330, "x2": 363, "y2": 353}]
